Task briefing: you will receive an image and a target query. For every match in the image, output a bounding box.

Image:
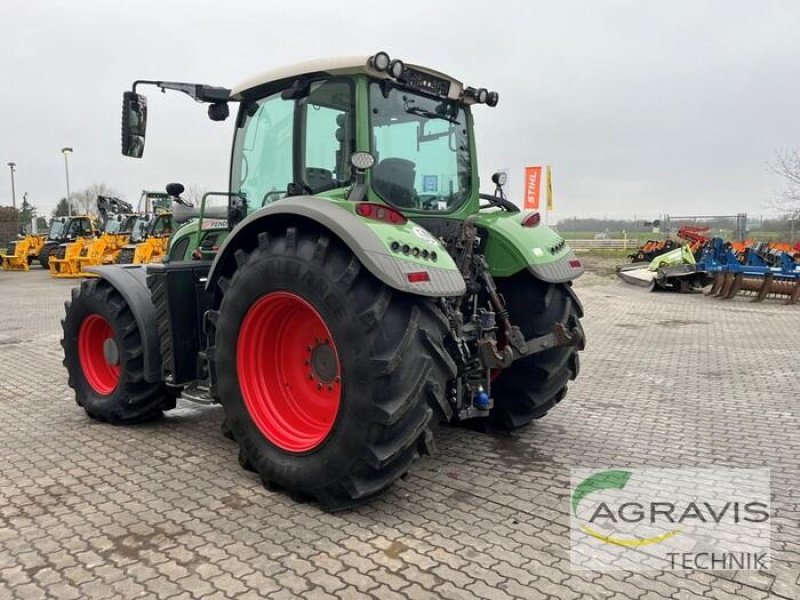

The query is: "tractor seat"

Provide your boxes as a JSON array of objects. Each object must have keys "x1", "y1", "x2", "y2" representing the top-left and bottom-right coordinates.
[
  {"x1": 372, "y1": 158, "x2": 417, "y2": 208},
  {"x1": 306, "y1": 168, "x2": 334, "y2": 193}
]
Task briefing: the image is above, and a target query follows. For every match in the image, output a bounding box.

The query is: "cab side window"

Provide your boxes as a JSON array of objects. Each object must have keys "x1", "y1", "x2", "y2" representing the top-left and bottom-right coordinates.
[
  {"x1": 300, "y1": 79, "x2": 354, "y2": 193},
  {"x1": 233, "y1": 78, "x2": 354, "y2": 206},
  {"x1": 237, "y1": 93, "x2": 295, "y2": 207}
]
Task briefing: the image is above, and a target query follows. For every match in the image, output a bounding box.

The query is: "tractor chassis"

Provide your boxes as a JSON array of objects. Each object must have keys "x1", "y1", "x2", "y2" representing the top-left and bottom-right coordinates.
[{"x1": 95, "y1": 258, "x2": 582, "y2": 420}]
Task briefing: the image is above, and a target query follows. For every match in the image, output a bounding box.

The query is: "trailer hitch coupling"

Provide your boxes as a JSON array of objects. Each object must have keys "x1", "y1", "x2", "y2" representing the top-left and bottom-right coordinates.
[{"x1": 514, "y1": 323, "x2": 583, "y2": 360}]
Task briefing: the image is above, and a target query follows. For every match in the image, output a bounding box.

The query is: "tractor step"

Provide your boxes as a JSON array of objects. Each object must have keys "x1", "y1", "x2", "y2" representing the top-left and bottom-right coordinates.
[{"x1": 179, "y1": 381, "x2": 215, "y2": 405}]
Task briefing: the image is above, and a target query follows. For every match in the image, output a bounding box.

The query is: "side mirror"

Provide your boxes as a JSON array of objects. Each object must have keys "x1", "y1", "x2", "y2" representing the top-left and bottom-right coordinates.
[
  {"x1": 166, "y1": 182, "x2": 185, "y2": 197},
  {"x1": 491, "y1": 171, "x2": 508, "y2": 199},
  {"x1": 122, "y1": 91, "x2": 148, "y2": 158}
]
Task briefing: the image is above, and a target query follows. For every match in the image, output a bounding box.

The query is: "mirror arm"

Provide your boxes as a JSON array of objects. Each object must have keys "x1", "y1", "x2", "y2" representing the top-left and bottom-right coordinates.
[{"x1": 132, "y1": 80, "x2": 232, "y2": 103}]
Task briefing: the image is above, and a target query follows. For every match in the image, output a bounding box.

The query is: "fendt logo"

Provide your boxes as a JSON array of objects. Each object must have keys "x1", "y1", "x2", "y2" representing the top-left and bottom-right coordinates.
[{"x1": 569, "y1": 468, "x2": 771, "y2": 571}]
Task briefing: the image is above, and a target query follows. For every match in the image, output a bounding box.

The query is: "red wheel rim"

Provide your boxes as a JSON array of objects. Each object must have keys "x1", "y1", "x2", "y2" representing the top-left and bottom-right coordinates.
[
  {"x1": 237, "y1": 292, "x2": 341, "y2": 453},
  {"x1": 78, "y1": 314, "x2": 120, "y2": 395}
]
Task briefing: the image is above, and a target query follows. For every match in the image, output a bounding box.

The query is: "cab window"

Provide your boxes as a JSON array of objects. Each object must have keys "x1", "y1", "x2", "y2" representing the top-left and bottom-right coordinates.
[
  {"x1": 299, "y1": 79, "x2": 354, "y2": 193},
  {"x1": 233, "y1": 78, "x2": 354, "y2": 206},
  {"x1": 237, "y1": 92, "x2": 295, "y2": 206}
]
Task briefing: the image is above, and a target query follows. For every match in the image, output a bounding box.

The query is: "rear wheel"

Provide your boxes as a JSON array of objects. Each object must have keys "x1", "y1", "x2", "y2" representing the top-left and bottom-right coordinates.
[
  {"x1": 489, "y1": 274, "x2": 584, "y2": 430},
  {"x1": 61, "y1": 279, "x2": 174, "y2": 423},
  {"x1": 210, "y1": 227, "x2": 455, "y2": 510}
]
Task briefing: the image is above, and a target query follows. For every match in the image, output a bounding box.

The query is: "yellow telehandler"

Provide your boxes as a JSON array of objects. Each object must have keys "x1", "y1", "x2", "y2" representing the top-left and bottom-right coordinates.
[{"x1": 50, "y1": 197, "x2": 136, "y2": 278}]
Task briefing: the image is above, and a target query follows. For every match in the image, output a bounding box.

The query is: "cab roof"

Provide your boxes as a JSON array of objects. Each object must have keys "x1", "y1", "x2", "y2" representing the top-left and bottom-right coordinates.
[{"x1": 230, "y1": 55, "x2": 465, "y2": 101}]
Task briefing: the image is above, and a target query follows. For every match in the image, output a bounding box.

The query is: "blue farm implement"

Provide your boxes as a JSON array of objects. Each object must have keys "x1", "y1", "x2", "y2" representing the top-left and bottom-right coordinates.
[{"x1": 699, "y1": 239, "x2": 800, "y2": 304}]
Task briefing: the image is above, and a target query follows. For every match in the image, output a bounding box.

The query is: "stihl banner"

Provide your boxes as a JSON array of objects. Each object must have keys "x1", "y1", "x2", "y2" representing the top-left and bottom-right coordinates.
[{"x1": 524, "y1": 166, "x2": 542, "y2": 209}]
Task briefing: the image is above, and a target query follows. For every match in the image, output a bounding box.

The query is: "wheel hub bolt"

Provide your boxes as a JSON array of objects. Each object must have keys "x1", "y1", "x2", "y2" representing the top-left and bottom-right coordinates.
[{"x1": 103, "y1": 338, "x2": 120, "y2": 366}]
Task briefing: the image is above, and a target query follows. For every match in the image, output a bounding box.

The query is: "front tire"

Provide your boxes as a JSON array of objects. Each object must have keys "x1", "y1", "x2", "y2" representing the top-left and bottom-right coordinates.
[
  {"x1": 117, "y1": 246, "x2": 136, "y2": 264},
  {"x1": 210, "y1": 227, "x2": 455, "y2": 510},
  {"x1": 489, "y1": 275, "x2": 584, "y2": 430},
  {"x1": 38, "y1": 242, "x2": 58, "y2": 270},
  {"x1": 61, "y1": 279, "x2": 173, "y2": 424}
]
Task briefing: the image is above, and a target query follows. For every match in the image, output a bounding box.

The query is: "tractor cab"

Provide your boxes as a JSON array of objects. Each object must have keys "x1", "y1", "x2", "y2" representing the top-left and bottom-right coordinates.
[
  {"x1": 39, "y1": 215, "x2": 97, "y2": 269},
  {"x1": 128, "y1": 213, "x2": 172, "y2": 244},
  {"x1": 117, "y1": 212, "x2": 173, "y2": 264},
  {"x1": 104, "y1": 214, "x2": 137, "y2": 235},
  {"x1": 47, "y1": 215, "x2": 95, "y2": 243},
  {"x1": 120, "y1": 54, "x2": 500, "y2": 226}
]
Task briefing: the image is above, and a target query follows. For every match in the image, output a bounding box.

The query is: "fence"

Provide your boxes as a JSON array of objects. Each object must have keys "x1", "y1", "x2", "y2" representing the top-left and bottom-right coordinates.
[{"x1": 567, "y1": 239, "x2": 640, "y2": 251}]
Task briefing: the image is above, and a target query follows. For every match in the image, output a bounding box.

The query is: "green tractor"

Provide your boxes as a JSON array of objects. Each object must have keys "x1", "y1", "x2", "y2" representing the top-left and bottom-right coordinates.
[{"x1": 61, "y1": 53, "x2": 585, "y2": 509}]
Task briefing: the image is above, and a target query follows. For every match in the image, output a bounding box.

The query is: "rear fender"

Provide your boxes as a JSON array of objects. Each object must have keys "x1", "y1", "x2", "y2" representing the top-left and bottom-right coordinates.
[
  {"x1": 84, "y1": 264, "x2": 162, "y2": 383},
  {"x1": 206, "y1": 196, "x2": 466, "y2": 299},
  {"x1": 475, "y1": 211, "x2": 585, "y2": 282}
]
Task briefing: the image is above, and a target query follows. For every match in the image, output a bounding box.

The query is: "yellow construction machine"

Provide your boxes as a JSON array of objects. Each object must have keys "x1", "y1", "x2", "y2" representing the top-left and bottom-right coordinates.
[
  {"x1": 116, "y1": 211, "x2": 173, "y2": 264},
  {"x1": 50, "y1": 197, "x2": 136, "y2": 278},
  {"x1": 1, "y1": 233, "x2": 46, "y2": 271},
  {"x1": 38, "y1": 215, "x2": 98, "y2": 270}
]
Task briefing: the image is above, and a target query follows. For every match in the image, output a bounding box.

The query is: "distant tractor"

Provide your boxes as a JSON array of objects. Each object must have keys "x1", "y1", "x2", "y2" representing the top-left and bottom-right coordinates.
[{"x1": 61, "y1": 53, "x2": 585, "y2": 509}]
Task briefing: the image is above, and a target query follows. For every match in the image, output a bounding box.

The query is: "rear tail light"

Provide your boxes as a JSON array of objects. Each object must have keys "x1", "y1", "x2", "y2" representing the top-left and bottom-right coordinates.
[
  {"x1": 356, "y1": 203, "x2": 407, "y2": 225},
  {"x1": 569, "y1": 259, "x2": 582, "y2": 268},
  {"x1": 522, "y1": 212, "x2": 541, "y2": 227},
  {"x1": 406, "y1": 271, "x2": 430, "y2": 283}
]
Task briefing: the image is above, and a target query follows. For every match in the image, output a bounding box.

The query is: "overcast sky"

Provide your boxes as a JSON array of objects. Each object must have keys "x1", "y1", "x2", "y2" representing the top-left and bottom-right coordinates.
[{"x1": 1, "y1": 0, "x2": 798, "y2": 220}]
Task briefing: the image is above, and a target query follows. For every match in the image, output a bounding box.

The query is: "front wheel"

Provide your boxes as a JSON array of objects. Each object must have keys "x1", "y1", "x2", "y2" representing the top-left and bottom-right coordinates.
[
  {"x1": 210, "y1": 227, "x2": 455, "y2": 510},
  {"x1": 61, "y1": 279, "x2": 174, "y2": 423},
  {"x1": 38, "y1": 242, "x2": 58, "y2": 270},
  {"x1": 489, "y1": 275, "x2": 585, "y2": 430}
]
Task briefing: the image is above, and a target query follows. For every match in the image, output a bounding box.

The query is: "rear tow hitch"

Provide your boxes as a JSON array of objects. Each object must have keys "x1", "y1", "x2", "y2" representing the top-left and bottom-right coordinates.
[{"x1": 513, "y1": 323, "x2": 584, "y2": 360}]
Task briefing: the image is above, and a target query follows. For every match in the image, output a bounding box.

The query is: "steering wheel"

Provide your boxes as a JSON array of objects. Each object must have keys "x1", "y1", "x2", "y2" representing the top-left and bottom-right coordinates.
[
  {"x1": 418, "y1": 194, "x2": 441, "y2": 211},
  {"x1": 262, "y1": 191, "x2": 285, "y2": 206},
  {"x1": 479, "y1": 193, "x2": 520, "y2": 213}
]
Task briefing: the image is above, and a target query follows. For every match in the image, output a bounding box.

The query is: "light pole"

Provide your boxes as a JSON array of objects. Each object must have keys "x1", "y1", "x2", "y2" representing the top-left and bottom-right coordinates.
[
  {"x1": 7, "y1": 162, "x2": 16, "y2": 210},
  {"x1": 61, "y1": 147, "x2": 73, "y2": 216}
]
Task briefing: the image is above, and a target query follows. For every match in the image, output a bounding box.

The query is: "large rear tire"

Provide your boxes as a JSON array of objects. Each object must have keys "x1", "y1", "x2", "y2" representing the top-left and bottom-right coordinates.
[
  {"x1": 210, "y1": 226, "x2": 455, "y2": 510},
  {"x1": 61, "y1": 279, "x2": 174, "y2": 424},
  {"x1": 489, "y1": 274, "x2": 584, "y2": 430}
]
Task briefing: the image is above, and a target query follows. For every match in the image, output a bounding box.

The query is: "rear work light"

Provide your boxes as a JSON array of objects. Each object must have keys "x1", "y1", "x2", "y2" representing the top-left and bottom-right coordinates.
[
  {"x1": 355, "y1": 203, "x2": 407, "y2": 225},
  {"x1": 522, "y1": 212, "x2": 541, "y2": 227},
  {"x1": 406, "y1": 271, "x2": 430, "y2": 283}
]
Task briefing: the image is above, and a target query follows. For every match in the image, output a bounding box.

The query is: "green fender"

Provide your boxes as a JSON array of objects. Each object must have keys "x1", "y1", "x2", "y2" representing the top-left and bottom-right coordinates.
[
  {"x1": 167, "y1": 217, "x2": 230, "y2": 262},
  {"x1": 206, "y1": 197, "x2": 466, "y2": 298},
  {"x1": 474, "y1": 211, "x2": 584, "y2": 282}
]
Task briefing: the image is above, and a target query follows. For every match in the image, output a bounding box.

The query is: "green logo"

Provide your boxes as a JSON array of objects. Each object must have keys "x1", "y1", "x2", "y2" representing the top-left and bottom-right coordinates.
[{"x1": 572, "y1": 470, "x2": 682, "y2": 548}]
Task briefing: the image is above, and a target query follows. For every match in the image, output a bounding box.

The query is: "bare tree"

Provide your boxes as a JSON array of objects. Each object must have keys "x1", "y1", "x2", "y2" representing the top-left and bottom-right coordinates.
[
  {"x1": 184, "y1": 184, "x2": 209, "y2": 206},
  {"x1": 69, "y1": 183, "x2": 123, "y2": 216},
  {"x1": 768, "y1": 149, "x2": 800, "y2": 218}
]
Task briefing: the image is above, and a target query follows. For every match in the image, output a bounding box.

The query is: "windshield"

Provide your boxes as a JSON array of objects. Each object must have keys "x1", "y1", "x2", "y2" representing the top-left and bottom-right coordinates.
[
  {"x1": 369, "y1": 84, "x2": 471, "y2": 212},
  {"x1": 130, "y1": 217, "x2": 149, "y2": 243},
  {"x1": 119, "y1": 215, "x2": 137, "y2": 233},
  {"x1": 105, "y1": 217, "x2": 123, "y2": 234},
  {"x1": 48, "y1": 220, "x2": 65, "y2": 238}
]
